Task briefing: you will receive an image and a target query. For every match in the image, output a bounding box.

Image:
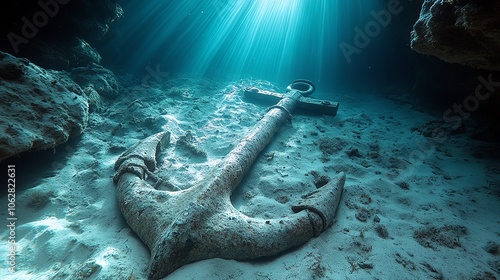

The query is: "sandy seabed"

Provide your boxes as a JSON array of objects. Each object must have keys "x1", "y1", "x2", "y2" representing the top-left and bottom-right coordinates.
[{"x1": 1, "y1": 75, "x2": 499, "y2": 279}]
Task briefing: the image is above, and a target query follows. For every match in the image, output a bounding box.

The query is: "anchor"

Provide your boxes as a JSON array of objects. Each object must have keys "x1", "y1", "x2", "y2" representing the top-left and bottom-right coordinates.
[{"x1": 114, "y1": 80, "x2": 346, "y2": 279}]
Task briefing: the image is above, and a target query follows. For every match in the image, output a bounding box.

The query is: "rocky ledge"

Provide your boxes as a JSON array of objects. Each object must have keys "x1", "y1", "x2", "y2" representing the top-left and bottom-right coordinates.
[
  {"x1": 411, "y1": 0, "x2": 500, "y2": 71},
  {"x1": 0, "y1": 51, "x2": 89, "y2": 161}
]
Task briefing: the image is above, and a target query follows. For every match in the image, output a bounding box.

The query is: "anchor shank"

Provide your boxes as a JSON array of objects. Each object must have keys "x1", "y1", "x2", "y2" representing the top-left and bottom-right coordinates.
[{"x1": 210, "y1": 91, "x2": 302, "y2": 194}]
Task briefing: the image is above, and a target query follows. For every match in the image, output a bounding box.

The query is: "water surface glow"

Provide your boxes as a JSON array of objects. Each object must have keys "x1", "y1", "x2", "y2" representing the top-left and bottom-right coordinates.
[{"x1": 117, "y1": 1, "x2": 384, "y2": 85}]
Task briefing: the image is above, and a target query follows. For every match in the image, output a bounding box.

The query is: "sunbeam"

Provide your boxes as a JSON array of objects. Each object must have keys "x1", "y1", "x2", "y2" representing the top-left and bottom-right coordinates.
[{"x1": 114, "y1": 0, "x2": 385, "y2": 85}]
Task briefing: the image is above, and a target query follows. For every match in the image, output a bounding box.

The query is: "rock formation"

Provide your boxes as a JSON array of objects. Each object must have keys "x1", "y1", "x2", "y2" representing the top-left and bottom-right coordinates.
[
  {"x1": 411, "y1": 0, "x2": 500, "y2": 71},
  {"x1": 0, "y1": 51, "x2": 89, "y2": 161},
  {"x1": 70, "y1": 63, "x2": 120, "y2": 99}
]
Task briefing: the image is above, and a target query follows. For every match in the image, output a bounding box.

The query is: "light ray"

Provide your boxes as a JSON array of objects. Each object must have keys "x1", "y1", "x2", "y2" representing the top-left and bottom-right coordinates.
[{"x1": 115, "y1": 1, "x2": 384, "y2": 84}]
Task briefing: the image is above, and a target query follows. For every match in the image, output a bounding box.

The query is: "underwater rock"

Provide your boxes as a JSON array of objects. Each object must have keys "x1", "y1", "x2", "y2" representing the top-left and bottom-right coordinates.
[
  {"x1": 0, "y1": 51, "x2": 88, "y2": 161},
  {"x1": 411, "y1": 0, "x2": 500, "y2": 70},
  {"x1": 347, "y1": 148, "x2": 362, "y2": 158},
  {"x1": 484, "y1": 241, "x2": 499, "y2": 255},
  {"x1": 27, "y1": 37, "x2": 103, "y2": 70},
  {"x1": 374, "y1": 224, "x2": 389, "y2": 239},
  {"x1": 70, "y1": 63, "x2": 120, "y2": 99}
]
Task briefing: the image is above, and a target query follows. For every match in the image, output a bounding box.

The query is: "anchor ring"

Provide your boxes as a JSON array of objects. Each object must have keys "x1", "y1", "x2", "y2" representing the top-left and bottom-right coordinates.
[{"x1": 286, "y1": 79, "x2": 315, "y2": 97}]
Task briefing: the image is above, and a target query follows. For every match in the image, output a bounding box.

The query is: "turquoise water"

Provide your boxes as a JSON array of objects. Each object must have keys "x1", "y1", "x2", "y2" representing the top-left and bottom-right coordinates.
[{"x1": 109, "y1": 0, "x2": 416, "y2": 90}]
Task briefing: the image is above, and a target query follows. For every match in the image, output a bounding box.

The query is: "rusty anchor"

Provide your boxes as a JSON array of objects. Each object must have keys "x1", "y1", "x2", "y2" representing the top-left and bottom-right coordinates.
[{"x1": 114, "y1": 80, "x2": 346, "y2": 279}]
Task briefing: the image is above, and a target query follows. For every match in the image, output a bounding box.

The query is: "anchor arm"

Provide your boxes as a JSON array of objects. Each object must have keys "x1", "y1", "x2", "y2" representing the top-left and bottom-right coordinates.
[
  {"x1": 114, "y1": 131, "x2": 174, "y2": 247},
  {"x1": 147, "y1": 210, "x2": 323, "y2": 278},
  {"x1": 116, "y1": 173, "x2": 174, "y2": 248},
  {"x1": 147, "y1": 172, "x2": 345, "y2": 279},
  {"x1": 212, "y1": 172, "x2": 345, "y2": 259}
]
